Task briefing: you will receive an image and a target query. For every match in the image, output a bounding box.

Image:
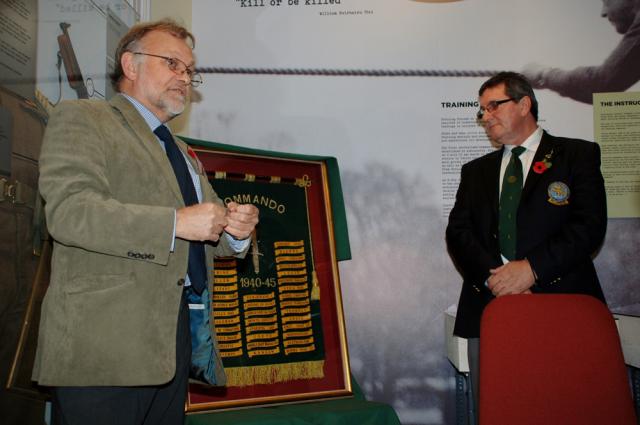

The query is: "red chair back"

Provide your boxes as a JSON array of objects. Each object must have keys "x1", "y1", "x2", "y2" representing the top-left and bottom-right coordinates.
[{"x1": 479, "y1": 294, "x2": 636, "y2": 425}]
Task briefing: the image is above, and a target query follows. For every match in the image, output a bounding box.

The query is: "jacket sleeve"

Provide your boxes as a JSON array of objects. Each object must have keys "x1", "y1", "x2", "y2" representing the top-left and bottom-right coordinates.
[
  {"x1": 446, "y1": 162, "x2": 502, "y2": 288},
  {"x1": 196, "y1": 169, "x2": 251, "y2": 259},
  {"x1": 39, "y1": 101, "x2": 175, "y2": 265}
]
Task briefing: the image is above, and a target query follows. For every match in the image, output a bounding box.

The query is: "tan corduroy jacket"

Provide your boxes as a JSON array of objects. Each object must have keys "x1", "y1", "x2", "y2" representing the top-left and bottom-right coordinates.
[{"x1": 33, "y1": 94, "x2": 240, "y2": 386}]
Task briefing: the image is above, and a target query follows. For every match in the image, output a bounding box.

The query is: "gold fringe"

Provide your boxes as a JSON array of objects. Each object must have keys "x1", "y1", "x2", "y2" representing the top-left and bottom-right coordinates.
[
  {"x1": 224, "y1": 360, "x2": 324, "y2": 387},
  {"x1": 310, "y1": 270, "x2": 320, "y2": 301}
]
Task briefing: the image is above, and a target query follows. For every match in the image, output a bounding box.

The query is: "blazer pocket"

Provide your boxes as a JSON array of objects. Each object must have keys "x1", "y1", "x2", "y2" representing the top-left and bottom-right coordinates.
[
  {"x1": 64, "y1": 274, "x2": 150, "y2": 374},
  {"x1": 64, "y1": 273, "x2": 135, "y2": 295}
]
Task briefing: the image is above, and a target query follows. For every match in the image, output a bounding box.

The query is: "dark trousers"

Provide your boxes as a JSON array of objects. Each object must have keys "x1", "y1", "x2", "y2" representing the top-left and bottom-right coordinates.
[{"x1": 52, "y1": 291, "x2": 191, "y2": 425}]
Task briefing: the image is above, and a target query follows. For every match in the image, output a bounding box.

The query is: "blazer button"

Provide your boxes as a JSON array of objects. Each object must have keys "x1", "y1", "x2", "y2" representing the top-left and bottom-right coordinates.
[{"x1": 177, "y1": 278, "x2": 185, "y2": 287}]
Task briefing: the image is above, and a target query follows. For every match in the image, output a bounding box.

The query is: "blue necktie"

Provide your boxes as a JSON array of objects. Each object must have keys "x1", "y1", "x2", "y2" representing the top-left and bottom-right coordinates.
[
  {"x1": 499, "y1": 145, "x2": 526, "y2": 261},
  {"x1": 154, "y1": 125, "x2": 207, "y2": 294}
]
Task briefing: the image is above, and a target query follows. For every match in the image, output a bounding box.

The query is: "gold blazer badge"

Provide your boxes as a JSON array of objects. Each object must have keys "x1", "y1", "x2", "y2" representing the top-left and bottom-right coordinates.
[{"x1": 548, "y1": 181, "x2": 570, "y2": 206}]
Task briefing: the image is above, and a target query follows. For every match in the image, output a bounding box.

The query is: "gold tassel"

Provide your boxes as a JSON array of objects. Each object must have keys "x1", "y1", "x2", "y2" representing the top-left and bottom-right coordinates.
[
  {"x1": 224, "y1": 360, "x2": 325, "y2": 387},
  {"x1": 310, "y1": 270, "x2": 320, "y2": 301}
]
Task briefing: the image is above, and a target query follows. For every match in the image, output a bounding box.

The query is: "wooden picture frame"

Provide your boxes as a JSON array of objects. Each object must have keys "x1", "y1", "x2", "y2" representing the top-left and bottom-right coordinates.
[{"x1": 186, "y1": 147, "x2": 352, "y2": 412}]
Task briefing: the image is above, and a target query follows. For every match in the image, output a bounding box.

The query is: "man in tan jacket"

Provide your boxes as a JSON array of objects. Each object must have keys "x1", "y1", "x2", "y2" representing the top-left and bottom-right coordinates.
[{"x1": 33, "y1": 19, "x2": 259, "y2": 425}]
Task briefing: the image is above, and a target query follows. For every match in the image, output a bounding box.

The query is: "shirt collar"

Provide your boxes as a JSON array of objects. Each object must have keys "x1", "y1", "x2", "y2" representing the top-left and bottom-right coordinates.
[
  {"x1": 504, "y1": 126, "x2": 543, "y2": 154},
  {"x1": 121, "y1": 94, "x2": 163, "y2": 131}
]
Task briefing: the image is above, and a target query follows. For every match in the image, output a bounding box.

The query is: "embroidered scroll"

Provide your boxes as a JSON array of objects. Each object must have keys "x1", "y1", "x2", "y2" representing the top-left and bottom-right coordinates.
[{"x1": 209, "y1": 174, "x2": 325, "y2": 387}]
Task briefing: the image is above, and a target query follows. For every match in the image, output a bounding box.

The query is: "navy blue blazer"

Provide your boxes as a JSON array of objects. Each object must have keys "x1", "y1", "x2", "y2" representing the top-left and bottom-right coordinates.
[{"x1": 447, "y1": 131, "x2": 607, "y2": 338}]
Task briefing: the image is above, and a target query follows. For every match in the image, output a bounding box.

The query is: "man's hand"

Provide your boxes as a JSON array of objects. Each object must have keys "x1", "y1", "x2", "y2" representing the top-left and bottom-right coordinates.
[
  {"x1": 176, "y1": 202, "x2": 228, "y2": 242},
  {"x1": 487, "y1": 259, "x2": 535, "y2": 297},
  {"x1": 224, "y1": 202, "x2": 259, "y2": 240}
]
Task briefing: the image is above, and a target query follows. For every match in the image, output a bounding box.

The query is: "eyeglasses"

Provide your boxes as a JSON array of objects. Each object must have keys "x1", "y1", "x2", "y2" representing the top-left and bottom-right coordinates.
[
  {"x1": 476, "y1": 98, "x2": 515, "y2": 120},
  {"x1": 131, "y1": 52, "x2": 203, "y2": 87}
]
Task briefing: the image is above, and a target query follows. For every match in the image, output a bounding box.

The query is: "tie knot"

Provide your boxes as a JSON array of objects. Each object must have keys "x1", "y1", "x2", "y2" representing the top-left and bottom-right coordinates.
[
  {"x1": 154, "y1": 125, "x2": 173, "y2": 143},
  {"x1": 511, "y1": 146, "x2": 526, "y2": 158}
]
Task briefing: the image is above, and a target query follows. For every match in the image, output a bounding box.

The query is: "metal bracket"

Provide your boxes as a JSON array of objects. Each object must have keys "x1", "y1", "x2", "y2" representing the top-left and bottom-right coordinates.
[{"x1": 1, "y1": 178, "x2": 35, "y2": 205}]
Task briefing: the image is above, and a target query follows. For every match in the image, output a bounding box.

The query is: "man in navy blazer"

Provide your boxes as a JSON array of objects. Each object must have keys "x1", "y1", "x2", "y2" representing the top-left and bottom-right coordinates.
[{"x1": 446, "y1": 72, "x2": 608, "y2": 407}]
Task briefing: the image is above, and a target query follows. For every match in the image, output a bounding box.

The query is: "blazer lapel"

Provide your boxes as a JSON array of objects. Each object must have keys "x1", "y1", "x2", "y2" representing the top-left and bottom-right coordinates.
[
  {"x1": 485, "y1": 147, "x2": 504, "y2": 216},
  {"x1": 109, "y1": 95, "x2": 185, "y2": 205},
  {"x1": 521, "y1": 131, "x2": 557, "y2": 202},
  {"x1": 174, "y1": 137, "x2": 214, "y2": 203}
]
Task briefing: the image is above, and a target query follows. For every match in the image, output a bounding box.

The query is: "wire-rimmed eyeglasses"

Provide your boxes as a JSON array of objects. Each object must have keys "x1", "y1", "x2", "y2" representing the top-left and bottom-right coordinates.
[
  {"x1": 476, "y1": 98, "x2": 515, "y2": 120},
  {"x1": 131, "y1": 52, "x2": 203, "y2": 87}
]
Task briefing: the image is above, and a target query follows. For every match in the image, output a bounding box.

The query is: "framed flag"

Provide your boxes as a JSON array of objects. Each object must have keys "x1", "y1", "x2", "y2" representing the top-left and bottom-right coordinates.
[{"x1": 186, "y1": 144, "x2": 352, "y2": 412}]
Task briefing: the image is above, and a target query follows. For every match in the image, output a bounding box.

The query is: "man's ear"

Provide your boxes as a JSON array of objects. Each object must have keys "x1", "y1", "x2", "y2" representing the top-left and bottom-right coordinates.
[
  {"x1": 518, "y1": 96, "x2": 532, "y2": 117},
  {"x1": 121, "y1": 51, "x2": 138, "y2": 82}
]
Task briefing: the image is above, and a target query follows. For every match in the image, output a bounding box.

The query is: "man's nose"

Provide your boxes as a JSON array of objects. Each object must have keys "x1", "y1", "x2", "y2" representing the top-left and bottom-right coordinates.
[
  {"x1": 601, "y1": 3, "x2": 608, "y2": 18},
  {"x1": 177, "y1": 70, "x2": 191, "y2": 85}
]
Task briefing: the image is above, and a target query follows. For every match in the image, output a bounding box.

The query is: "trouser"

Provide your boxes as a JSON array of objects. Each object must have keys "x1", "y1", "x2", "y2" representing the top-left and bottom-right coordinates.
[{"x1": 51, "y1": 291, "x2": 192, "y2": 425}]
